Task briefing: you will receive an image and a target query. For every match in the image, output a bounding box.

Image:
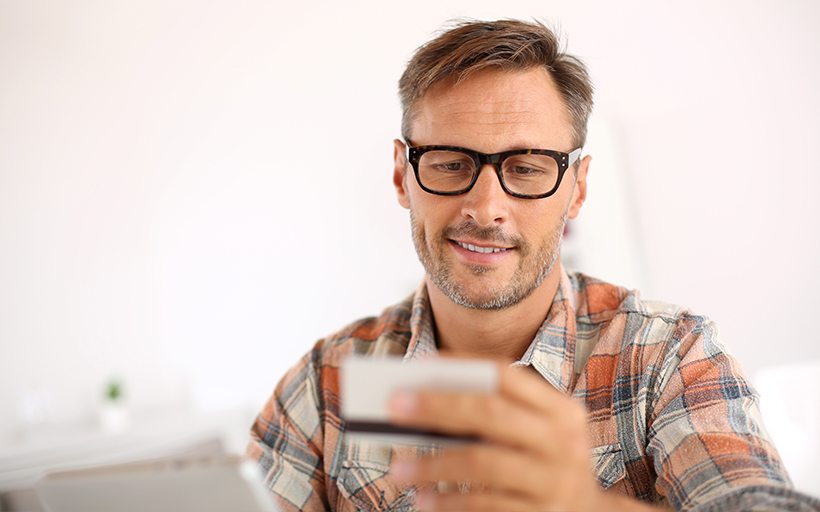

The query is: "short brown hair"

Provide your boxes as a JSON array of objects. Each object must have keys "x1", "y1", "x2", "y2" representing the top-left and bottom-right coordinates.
[{"x1": 398, "y1": 19, "x2": 594, "y2": 148}]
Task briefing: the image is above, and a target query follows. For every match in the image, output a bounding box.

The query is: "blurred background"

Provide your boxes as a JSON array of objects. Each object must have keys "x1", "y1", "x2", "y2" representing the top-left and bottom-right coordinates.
[{"x1": 1, "y1": 0, "x2": 819, "y2": 507}]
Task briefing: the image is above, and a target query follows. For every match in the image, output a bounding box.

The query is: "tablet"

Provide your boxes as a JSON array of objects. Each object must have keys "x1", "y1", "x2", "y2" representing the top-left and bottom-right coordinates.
[{"x1": 35, "y1": 454, "x2": 278, "y2": 512}]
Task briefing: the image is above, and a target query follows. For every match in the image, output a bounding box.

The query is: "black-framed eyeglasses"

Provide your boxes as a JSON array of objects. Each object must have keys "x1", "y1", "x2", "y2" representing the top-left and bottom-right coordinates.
[{"x1": 405, "y1": 139, "x2": 582, "y2": 199}]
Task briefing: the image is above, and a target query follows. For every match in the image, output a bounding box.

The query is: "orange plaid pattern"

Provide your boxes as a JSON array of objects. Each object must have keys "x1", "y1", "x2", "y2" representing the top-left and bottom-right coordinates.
[{"x1": 246, "y1": 267, "x2": 819, "y2": 511}]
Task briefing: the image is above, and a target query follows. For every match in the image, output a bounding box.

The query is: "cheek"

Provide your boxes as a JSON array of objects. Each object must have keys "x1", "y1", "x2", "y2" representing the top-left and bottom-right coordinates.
[
  {"x1": 517, "y1": 205, "x2": 547, "y2": 228},
  {"x1": 518, "y1": 206, "x2": 563, "y2": 240},
  {"x1": 410, "y1": 195, "x2": 456, "y2": 234}
]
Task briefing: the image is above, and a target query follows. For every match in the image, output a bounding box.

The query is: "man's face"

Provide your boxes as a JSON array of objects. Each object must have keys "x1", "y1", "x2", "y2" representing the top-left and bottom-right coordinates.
[{"x1": 393, "y1": 67, "x2": 589, "y2": 310}]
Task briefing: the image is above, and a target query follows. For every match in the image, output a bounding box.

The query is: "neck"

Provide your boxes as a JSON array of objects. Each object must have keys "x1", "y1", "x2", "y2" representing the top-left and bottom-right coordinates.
[{"x1": 426, "y1": 262, "x2": 563, "y2": 361}]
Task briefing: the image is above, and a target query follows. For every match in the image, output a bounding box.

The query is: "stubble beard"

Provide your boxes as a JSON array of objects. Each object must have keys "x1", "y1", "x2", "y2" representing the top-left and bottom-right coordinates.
[{"x1": 410, "y1": 211, "x2": 567, "y2": 310}]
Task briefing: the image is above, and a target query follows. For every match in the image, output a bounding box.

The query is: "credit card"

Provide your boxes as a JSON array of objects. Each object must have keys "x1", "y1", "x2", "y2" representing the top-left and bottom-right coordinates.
[{"x1": 340, "y1": 356, "x2": 498, "y2": 445}]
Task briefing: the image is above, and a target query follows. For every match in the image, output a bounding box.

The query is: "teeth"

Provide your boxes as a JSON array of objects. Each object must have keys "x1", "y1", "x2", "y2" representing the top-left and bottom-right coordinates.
[{"x1": 456, "y1": 241, "x2": 509, "y2": 254}]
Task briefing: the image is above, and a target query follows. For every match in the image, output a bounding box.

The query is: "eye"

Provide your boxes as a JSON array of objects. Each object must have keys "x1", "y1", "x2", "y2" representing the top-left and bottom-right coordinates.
[
  {"x1": 508, "y1": 165, "x2": 545, "y2": 176},
  {"x1": 419, "y1": 150, "x2": 475, "y2": 177},
  {"x1": 436, "y1": 161, "x2": 469, "y2": 172}
]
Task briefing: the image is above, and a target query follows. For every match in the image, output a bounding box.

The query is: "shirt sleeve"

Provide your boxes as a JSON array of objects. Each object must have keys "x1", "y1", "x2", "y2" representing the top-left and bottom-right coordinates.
[
  {"x1": 646, "y1": 315, "x2": 820, "y2": 511},
  {"x1": 245, "y1": 345, "x2": 332, "y2": 511}
]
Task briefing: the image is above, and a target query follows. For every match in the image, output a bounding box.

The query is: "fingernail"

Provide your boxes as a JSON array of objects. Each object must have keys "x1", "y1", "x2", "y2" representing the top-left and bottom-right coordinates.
[
  {"x1": 389, "y1": 391, "x2": 418, "y2": 417},
  {"x1": 415, "y1": 491, "x2": 434, "y2": 509},
  {"x1": 390, "y1": 460, "x2": 415, "y2": 481}
]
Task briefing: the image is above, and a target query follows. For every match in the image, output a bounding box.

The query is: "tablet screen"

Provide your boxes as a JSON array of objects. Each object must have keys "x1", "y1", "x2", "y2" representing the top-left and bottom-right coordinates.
[{"x1": 36, "y1": 455, "x2": 278, "y2": 512}]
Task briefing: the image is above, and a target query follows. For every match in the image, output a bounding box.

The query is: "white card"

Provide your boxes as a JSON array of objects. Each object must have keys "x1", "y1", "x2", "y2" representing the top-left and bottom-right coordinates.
[{"x1": 340, "y1": 356, "x2": 498, "y2": 445}]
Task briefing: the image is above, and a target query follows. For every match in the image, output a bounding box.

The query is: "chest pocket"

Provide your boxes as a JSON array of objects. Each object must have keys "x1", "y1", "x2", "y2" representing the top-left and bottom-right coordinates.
[
  {"x1": 337, "y1": 459, "x2": 417, "y2": 512},
  {"x1": 590, "y1": 443, "x2": 626, "y2": 490},
  {"x1": 335, "y1": 441, "x2": 420, "y2": 512}
]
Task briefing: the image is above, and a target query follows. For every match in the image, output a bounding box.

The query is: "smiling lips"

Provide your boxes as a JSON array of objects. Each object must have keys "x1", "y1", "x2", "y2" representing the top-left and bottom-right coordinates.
[{"x1": 452, "y1": 240, "x2": 513, "y2": 254}]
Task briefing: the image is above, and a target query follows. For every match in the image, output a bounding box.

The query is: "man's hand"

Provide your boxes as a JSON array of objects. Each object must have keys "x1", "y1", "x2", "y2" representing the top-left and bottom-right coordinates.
[{"x1": 386, "y1": 362, "x2": 648, "y2": 511}]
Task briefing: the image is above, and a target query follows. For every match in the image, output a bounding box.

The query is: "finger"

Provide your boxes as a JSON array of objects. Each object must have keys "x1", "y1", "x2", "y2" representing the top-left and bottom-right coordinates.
[
  {"x1": 389, "y1": 389, "x2": 561, "y2": 456},
  {"x1": 392, "y1": 445, "x2": 550, "y2": 501},
  {"x1": 499, "y1": 364, "x2": 584, "y2": 420},
  {"x1": 500, "y1": 365, "x2": 589, "y2": 452},
  {"x1": 433, "y1": 357, "x2": 586, "y2": 424},
  {"x1": 415, "y1": 489, "x2": 534, "y2": 512}
]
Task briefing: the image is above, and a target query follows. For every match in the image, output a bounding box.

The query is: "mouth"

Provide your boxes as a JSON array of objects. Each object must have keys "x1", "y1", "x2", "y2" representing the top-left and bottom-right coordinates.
[
  {"x1": 448, "y1": 238, "x2": 515, "y2": 265},
  {"x1": 452, "y1": 240, "x2": 512, "y2": 254}
]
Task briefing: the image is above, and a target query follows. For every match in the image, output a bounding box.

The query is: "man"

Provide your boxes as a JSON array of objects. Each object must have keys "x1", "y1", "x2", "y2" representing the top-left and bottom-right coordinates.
[{"x1": 246, "y1": 19, "x2": 819, "y2": 511}]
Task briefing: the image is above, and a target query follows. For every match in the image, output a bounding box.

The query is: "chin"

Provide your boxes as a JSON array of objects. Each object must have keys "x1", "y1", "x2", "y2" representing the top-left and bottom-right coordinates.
[{"x1": 441, "y1": 280, "x2": 521, "y2": 310}]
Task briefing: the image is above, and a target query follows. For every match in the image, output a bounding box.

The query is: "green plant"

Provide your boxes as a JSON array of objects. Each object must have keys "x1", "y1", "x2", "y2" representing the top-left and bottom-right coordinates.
[{"x1": 105, "y1": 380, "x2": 123, "y2": 402}]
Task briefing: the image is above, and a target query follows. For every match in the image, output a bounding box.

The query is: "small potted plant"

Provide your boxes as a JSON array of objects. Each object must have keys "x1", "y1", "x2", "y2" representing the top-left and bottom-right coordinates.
[{"x1": 99, "y1": 378, "x2": 129, "y2": 433}]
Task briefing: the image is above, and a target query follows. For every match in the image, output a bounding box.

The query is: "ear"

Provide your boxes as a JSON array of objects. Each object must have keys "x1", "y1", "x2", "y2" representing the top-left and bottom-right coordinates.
[
  {"x1": 393, "y1": 139, "x2": 411, "y2": 209},
  {"x1": 566, "y1": 154, "x2": 591, "y2": 220}
]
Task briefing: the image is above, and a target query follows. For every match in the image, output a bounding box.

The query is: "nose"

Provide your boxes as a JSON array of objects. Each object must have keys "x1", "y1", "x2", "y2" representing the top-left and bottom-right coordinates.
[{"x1": 460, "y1": 164, "x2": 510, "y2": 227}]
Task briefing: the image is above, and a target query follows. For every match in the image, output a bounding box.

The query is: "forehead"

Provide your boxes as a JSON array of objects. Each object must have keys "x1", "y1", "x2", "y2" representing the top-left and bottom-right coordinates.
[{"x1": 411, "y1": 67, "x2": 574, "y2": 152}]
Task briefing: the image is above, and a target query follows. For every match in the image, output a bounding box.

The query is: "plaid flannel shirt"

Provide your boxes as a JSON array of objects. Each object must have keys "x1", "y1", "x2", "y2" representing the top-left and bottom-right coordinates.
[{"x1": 246, "y1": 267, "x2": 819, "y2": 511}]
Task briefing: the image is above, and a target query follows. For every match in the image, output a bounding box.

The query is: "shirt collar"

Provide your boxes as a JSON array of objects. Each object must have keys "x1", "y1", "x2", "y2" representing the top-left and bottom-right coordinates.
[
  {"x1": 513, "y1": 266, "x2": 578, "y2": 393},
  {"x1": 403, "y1": 281, "x2": 438, "y2": 361},
  {"x1": 402, "y1": 264, "x2": 579, "y2": 393}
]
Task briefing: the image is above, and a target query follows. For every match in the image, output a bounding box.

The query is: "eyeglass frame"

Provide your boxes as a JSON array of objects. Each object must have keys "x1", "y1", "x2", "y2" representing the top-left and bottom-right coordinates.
[{"x1": 404, "y1": 139, "x2": 583, "y2": 199}]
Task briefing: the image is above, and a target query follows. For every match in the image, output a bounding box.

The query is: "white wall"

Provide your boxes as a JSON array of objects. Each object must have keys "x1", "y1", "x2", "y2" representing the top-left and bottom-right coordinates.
[{"x1": 1, "y1": 0, "x2": 818, "y2": 473}]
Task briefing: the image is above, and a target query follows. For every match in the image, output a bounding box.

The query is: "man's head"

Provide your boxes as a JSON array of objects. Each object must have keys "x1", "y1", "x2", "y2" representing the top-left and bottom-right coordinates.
[
  {"x1": 398, "y1": 19, "x2": 594, "y2": 150},
  {"x1": 393, "y1": 19, "x2": 594, "y2": 310}
]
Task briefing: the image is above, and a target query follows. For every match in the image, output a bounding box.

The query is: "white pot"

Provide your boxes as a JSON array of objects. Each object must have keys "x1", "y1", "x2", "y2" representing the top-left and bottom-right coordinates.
[{"x1": 99, "y1": 402, "x2": 130, "y2": 434}]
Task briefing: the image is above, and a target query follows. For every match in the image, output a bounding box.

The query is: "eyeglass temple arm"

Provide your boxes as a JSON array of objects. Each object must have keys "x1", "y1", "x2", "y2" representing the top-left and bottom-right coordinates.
[{"x1": 568, "y1": 148, "x2": 583, "y2": 167}]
